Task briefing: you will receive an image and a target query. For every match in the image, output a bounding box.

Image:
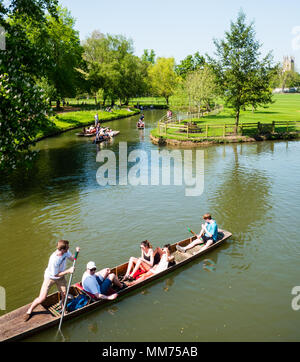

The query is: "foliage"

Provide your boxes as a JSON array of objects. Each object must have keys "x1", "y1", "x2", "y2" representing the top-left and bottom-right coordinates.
[
  {"x1": 175, "y1": 52, "x2": 206, "y2": 79},
  {"x1": 148, "y1": 57, "x2": 179, "y2": 105},
  {"x1": 208, "y1": 11, "x2": 274, "y2": 131},
  {"x1": 184, "y1": 66, "x2": 217, "y2": 112},
  {"x1": 0, "y1": 0, "x2": 58, "y2": 171},
  {"x1": 82, "y1": 31, "x2": 148, "y2": 105},
  {"x1": 141, "y1": 49, "x2": 156, "y2": 64}
]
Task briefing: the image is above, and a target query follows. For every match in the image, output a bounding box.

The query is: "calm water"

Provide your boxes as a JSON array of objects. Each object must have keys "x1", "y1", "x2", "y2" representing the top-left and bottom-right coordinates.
[{"x1": 0, "y1": 110, "x2": 300, "y2": 342}]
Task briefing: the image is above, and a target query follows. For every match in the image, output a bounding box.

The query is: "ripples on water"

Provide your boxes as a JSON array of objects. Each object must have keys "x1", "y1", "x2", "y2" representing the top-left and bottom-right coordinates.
[{"x1": 0, "y1": 111, "x2": 300, "y2": 341}]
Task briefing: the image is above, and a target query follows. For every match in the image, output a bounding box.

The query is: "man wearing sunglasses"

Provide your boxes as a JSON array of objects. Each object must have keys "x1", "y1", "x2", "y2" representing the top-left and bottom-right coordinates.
[{"x1": 82, "y1": 261, "x2": 126, "y2": 300}]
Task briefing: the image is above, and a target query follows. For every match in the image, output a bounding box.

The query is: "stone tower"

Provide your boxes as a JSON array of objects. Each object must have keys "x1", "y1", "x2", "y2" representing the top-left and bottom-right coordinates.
[{"x1": 282, "y1": 56, "x2": 295, "y2": 72}]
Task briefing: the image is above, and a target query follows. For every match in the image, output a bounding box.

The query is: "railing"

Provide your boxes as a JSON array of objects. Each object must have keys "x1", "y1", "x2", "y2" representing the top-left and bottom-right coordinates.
[{"x1": 157, "y1": 120, "x2": 300, "y2": 139}]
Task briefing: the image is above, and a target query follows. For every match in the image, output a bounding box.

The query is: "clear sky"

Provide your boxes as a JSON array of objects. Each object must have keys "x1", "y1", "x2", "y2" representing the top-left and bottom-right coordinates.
[{"x1": 59, "y1": 0, "x2": 300, "y2": 68}]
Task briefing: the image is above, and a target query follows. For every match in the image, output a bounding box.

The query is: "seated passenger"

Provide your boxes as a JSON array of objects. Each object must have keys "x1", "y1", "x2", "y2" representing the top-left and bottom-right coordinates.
[
  {"x1": 82, "y1": 261, "x2": 126, "y2": 300},
  {"x1": 176, "y1": 213, "x2": 218, "y2": 253},
  {"x1": 123, "y1": 240, "x2": 155, "y2": 281},
  {"x1": 131, "y1": 244, "x2": 174, "y2": 284}
]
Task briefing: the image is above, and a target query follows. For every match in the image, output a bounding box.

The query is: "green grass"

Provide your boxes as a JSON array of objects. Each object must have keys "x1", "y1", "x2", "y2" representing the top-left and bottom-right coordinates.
[
  {"x1": 36, "y1": 108, "x2": 139, "y2": 140},
  {"x1": 151, "y1": 94, "x2": 300, "y2": 140}
]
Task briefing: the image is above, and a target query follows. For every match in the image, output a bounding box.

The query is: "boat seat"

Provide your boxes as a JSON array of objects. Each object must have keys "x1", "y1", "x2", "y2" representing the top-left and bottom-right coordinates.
[{"x1": 75, "y1": 282, "x2": 97, "y2": 301}]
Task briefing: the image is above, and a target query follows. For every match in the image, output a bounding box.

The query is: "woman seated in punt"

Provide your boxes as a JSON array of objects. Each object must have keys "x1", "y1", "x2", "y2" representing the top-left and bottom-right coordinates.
[
  {"x1": 123, "y1": 240, "x2": 156, "y2": 281},
  {"x1": 130, "y1": 244, "x2": 175, "y2": 284}
]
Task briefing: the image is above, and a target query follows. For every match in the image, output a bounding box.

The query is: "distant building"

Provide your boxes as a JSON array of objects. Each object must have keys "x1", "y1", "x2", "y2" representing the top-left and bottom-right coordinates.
[{"x1": 282, "y1": 56, "x2": 295, "y2": 72}]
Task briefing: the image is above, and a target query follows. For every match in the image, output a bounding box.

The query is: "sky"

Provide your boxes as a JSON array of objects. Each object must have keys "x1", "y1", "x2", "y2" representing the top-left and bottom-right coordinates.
[{"x1": 59, "y1": 0, "x2": 300, "y2": 69}]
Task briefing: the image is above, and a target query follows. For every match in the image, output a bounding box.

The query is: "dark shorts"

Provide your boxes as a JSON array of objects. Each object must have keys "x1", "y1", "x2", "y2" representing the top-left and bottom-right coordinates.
[
  {"x1": 96, "y1": 276, "x2": 112, "y2": 295},
  {"x1": 202, "y1": 235, "x2": 216, "y2": 244}
]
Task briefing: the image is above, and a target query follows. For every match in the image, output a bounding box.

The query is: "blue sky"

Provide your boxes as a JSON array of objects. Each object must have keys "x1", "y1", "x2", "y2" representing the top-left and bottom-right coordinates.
[{"x1": 59, "y1": 0, "x2": 300, "y2": 69}]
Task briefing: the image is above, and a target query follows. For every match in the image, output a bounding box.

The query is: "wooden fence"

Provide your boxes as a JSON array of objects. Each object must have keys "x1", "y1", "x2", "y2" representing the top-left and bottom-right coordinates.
[{"x1": 157, "y1": 120, "x2": 300, "y2": 139}]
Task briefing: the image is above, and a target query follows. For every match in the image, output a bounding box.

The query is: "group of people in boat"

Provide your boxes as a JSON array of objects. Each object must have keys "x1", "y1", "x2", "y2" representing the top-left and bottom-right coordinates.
[
  {"x1": 137, "y1": 114, "x2": 145, "y2": 128},
  {"x1": 94, "y1": 124, "x2": 116, "y2": 143},
  {"x1": 24, "y1": 213, "x2": 217, "y2": 322}
]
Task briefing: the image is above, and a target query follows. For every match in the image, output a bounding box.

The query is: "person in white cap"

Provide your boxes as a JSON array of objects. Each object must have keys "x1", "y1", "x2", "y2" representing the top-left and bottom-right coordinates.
[{"x1": 82, "y1": 261, "x2": 126, "y2": 300}]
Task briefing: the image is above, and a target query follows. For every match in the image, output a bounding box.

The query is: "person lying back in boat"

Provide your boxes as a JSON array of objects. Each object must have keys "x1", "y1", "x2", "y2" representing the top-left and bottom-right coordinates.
[
  {"x1": 123, "y1": 240, "x2": 156, "y2": 281},
  {"x1": 130, "y1": 244, "x2": 175, "y2": 284},
  {"x1": 82, "y1": 261, "x2": 126, "y2": 300},
  {"x1": 176, "y1": 213, "x2": 218, "y2": 253},
  {"x1": 24, "y1": 240, "x2": 80, "y2": 322}
]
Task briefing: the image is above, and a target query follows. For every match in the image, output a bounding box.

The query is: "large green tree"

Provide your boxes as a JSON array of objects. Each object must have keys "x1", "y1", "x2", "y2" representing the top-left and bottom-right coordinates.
[
  {"x1": 83, "y1": 32, "x2": 147, "y2": 105},
  {"x1": 175, "y1": 52, "x2": 206, "y2": 79},
  {"x1": 0, "y1": 0, "x2": 58, "y2": 171},
  {"x1": 209, "y1": 11, "x2": 274, "y2": 132},
  {"x1": 148, "y1": 57, "x2": 179, "y2": 105}
]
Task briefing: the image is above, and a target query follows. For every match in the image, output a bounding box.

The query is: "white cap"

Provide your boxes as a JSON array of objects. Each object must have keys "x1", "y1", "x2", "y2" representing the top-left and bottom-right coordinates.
[{"x1": 87, "y1": 261, "x2": 97, "y2": 270}]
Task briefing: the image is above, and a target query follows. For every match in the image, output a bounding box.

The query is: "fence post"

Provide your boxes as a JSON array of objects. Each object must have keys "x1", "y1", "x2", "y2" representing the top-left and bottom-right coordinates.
[
  {"x1": 257, "y1": 122, "x2": 261, "y2": 134},
  {"x1": 240, "y1": 122, "x2": 243, "y2": 136},
  {"x1": 272, "y1": 121, "x2": 275, "y2": 133},
  {"x1": 165, "y1": 123, "x2": 167, "y2": 135},
  {"x1": 287, "y1": 122, "x2": 289, "y2": 133},
  {"x1": 223, "y1": 124, "x2": 226, "y2": 137},
  {"x1": 187, "y1": 123, "x2": 189, "y2": 139},
  {"x1": 206, "y1": 124, "x2": 208, "y2": 137}
]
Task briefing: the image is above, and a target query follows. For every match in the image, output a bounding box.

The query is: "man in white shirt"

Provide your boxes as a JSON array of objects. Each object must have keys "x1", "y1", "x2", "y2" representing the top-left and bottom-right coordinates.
[
  {"x1": 82, "y1": 261, "x2": 126, "y2": 300},
  {"x1": 25, "y1": 240, "x2": 80, "y2": 321}
]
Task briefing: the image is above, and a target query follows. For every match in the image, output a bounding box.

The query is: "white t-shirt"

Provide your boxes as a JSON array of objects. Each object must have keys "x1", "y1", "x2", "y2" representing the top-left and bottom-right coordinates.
[
  {"x1": 150, "y1": 253, "x2": 169, "y2": 274},
  {"x1": 44, "y1": 250, "x2": 72, "y2": 280}
]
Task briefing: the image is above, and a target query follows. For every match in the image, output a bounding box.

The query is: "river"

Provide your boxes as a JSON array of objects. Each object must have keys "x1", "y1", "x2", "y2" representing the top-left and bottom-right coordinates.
[{"x1": 0, "y1": 109, "x2": 299, "y2": 342}]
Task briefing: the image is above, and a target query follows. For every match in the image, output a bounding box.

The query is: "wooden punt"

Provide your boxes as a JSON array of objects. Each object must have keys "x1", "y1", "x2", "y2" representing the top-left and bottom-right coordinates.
[
  {"x1": 0, "y1": 229, "x2": 231, "y2": 342},
  {"x1": 76, "y1": 132, "x2": 95, "y2": 137}
]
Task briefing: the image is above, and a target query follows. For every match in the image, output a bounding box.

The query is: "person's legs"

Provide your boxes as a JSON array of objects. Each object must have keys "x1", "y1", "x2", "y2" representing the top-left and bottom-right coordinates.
[
  {"x1": 55, "y1": 277, "x2": 67, "y2": 307},
  {"x1": 198, "y1": 239, "x2": 214, "y2": 252},
  {"x1": 26, "y1": 279, "x2": 53, "y2": 317},
  {"x1": 177, "y1": 238, "x2": 203, "y2": 252},
  {"x1": 124, "y1": 257, "x2": 138, "y2": 277},
  {"x1": 107, "y1": 273, "x2": 122, "y2": 288},
  {"x1": 130, "y1": 259, "x2": 150, "y2": 277}
]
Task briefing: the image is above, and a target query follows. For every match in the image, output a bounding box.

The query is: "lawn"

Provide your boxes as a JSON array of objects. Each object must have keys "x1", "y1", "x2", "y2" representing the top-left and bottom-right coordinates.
[
  {"x1": 151, "y1": 94, "x2": 300, "y2": 140},
  {"x1": 36, "y1": 108, "x2": 139, "y2": 140}
]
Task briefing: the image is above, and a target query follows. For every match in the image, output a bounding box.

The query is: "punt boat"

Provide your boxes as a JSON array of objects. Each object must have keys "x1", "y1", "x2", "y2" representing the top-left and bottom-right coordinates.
[{"x1": 0, "y1": 229, "x2": 232, "y2": 342}]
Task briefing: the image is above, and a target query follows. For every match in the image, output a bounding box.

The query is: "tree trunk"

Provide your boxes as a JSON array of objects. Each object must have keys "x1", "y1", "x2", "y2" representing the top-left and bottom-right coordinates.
[
  {"x1": 235, "y1": 110, "x2": 240, "y2": 135},
  {"x1": 56, "y1": 99, "x2": 61, "y2": 109},
  {"x1": 165, "y1": 96, "x2": 169, "y2": 105}
]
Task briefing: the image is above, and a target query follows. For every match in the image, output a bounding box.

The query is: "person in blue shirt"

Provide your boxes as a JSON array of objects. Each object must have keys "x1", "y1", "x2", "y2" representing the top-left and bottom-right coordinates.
[{"x1": 176, "y1": 213, "x2": 218, "y2": 253}]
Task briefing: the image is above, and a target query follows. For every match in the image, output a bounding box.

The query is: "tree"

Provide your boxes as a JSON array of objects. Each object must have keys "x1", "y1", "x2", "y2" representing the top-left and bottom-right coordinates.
[
  {"x1": 175, "y1": 52, "x2": 206, "y2": 79},
  {"x1": 148, "y1": 57, "x2": 179, "y2": 105},
  {"x1": 42, "y1": 7, "x2": 83, "y2": 108},
  {"x1": 208, "y1": 11, "x2": 274, "y2": 133},
  {"x1": 83, "y1": 32, "x2": 147, "y2": 106},
  {"x1": 185, "y1": 66, "x2": 217, "y2": 113},
  {"x1": 0, "y1": 0, "x2": 58, "y2": 171},
  {"x1": 141, "y1": 49, "x2": 155, "y2": 64}
]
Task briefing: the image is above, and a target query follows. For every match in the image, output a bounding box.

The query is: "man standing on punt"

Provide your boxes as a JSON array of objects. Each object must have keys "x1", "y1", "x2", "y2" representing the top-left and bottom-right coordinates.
[
  {"x1": 24, "y1": 240, "x2": 80, "y2": 321},
  {"x1": 176, "y1": 213, "x2": 218, "y2": 253}
]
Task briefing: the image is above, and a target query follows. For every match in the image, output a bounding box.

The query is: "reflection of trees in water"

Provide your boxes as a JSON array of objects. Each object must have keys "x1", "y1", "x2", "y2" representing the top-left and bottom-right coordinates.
[
  {"x1": 0, "y1": 141, "x2": 93, "y2": 203},
  {"x1": 208, "y1": 143, "x2": 272, "y2": 272},
  {"x1": 210, "y1": 143, "x2": 271, "y2": 236}
]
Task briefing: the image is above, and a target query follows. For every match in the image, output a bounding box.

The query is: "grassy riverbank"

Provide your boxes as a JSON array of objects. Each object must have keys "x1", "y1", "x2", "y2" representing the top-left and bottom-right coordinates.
[
  {"x1": 151, "y1": 94, "x2": 300, "y2": 143},
  {"x1": 36, "y1": 108, "x2": 139, "y2": 140}
]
